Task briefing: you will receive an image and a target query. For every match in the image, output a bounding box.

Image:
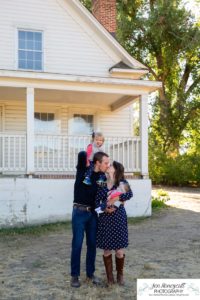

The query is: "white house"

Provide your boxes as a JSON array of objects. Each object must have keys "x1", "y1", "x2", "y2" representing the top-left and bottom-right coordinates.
[{"x1": 0, "y1": 0, "x2": 161, "y2": 228}]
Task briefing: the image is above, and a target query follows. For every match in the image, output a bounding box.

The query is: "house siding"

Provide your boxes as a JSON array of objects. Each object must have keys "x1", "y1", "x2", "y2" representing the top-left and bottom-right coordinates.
[
  {"x1": 2, "y1": 102, "x2": 26, "y2": 133},
  {"x1": 0, "y1": 0, "x2": 119, "y2": 77},
  {"x1": 99, "y1": 107, "x2": 132, "y2": 136},
  {"x1": 0, "y1": 100, "x2": 132, "y2": 137}
]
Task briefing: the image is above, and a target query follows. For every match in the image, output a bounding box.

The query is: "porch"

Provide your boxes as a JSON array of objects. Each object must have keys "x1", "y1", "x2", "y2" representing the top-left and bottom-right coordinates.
[
  {"x1": 0, "y1": 71, "x2": 160, "y2": 227},
  {"x1": 0, "y1": 70, "x2": 159, "y2": 177},
  {"x1": 0, "y1": 133, "x2": 140, "y2": 174}
]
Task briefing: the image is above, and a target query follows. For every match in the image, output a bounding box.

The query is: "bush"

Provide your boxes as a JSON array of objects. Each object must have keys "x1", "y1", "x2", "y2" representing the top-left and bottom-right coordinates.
[
  {"x1": 149, "y1": 147, "x2": 200, "y2": 186},
  {"x1": 157, "y1": 189, "x2": 169, "y2": 197},
  {"x1": 151, "y1": 196, "x2": 168, "y2": 209}
]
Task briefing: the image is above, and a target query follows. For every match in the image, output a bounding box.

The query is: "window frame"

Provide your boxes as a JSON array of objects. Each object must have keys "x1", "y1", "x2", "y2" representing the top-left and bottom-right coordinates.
[
  {"x1": 34, "y1": 106, "x2": 61, "y2": 134},
  {"x1": 16, "y1": 28, "x2": 44, "y2": 71},
  {"x1": 73, "y1": 113, "x2": 94, "y2": 135},
  {"x1": 68, "y1": 108, "x2": 97, "y2": 136}
]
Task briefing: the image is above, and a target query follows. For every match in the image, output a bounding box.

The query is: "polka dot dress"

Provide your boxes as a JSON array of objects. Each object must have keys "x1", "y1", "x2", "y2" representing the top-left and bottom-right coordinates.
[{"x1": 96, "y1": 180, "x2": 133, "y2": 250}]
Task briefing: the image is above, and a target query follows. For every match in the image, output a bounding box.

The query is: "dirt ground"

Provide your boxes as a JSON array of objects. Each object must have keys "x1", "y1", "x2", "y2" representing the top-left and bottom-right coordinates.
[{"x1": 0, "y1": 186, "x2": 200, "y2": 300}]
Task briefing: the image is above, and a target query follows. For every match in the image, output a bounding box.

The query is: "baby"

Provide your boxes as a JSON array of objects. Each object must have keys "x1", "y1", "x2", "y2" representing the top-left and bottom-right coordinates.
[
  {"x1": 83, "y1": 131, "x2": 105, "y2": 185},
  {"x1": 95, "y1": 181, "x2": 130, "y2": 215},
  {"x1": 108, "y1": 181, "x2": 130, "y2": 207}
]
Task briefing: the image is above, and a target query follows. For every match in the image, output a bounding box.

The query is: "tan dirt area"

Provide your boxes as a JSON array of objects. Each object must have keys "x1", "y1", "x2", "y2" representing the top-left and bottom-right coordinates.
[{"x1": 0, "y1": 187, "x2": 200, "y2": 300}]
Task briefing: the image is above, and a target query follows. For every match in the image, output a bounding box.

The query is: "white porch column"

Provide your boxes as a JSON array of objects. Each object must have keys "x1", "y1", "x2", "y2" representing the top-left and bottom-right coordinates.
[
  {"x1": 140, "y1": 94, "x2": 149, "y2": 178},
  {"x1": 26, "y1": 87, "x2": 35, "y2": 175}
]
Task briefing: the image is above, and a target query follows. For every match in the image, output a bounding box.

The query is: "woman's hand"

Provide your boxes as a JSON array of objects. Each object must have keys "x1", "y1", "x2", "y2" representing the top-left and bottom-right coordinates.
[
  {"x1": 107, "y1": 195, "x2": 119, "y2": 206},
  {"x1": 105, "y1": 207, "x2": 116, "y2": 214}
]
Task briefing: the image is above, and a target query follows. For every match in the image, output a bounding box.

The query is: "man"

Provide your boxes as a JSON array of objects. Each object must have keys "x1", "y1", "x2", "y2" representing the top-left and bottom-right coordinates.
[{"x1": 70, "y1": 151, "x2": 110, "y2": 288}]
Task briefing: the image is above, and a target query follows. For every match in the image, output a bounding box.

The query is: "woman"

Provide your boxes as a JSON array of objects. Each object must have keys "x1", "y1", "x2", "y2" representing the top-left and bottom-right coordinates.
[{"x1": 96, "y1": 161, "x2": 133, "y2": 286}]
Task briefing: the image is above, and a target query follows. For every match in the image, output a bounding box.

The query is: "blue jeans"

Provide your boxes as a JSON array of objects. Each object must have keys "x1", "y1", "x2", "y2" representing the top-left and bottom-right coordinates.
[{"x1": 70, "y1": 207, "x2": 97, "y2": 277}]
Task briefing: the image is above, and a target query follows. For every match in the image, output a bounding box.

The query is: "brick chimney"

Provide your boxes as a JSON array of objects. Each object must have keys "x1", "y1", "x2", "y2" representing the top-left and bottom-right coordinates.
[{"x1": 92, "y1": 0, "x2": 116, "y2": 36}]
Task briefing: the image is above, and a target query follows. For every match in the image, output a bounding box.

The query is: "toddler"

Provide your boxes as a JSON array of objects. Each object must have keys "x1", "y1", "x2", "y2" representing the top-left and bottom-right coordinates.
[{"x1": 83, "y1": 132, "x2": 105, "y2": 185}]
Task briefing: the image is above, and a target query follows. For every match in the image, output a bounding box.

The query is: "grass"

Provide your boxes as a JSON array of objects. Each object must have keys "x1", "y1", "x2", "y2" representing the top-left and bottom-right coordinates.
[
  {"x1": 152, "y1": 196, "x2": 168, "y2": 210},
  {"x1": 157, "y1": 189, "x2": 169, "y2": 197},
  {"x1": 0, "y1": 198, "x2": 169, "y2": 236},
  {"x1": 128, "y1": 216, "x2": 150, "y2": 224},
  {"x1": 0, "y1": 221, "x2": 71, "y2": 236},
  {"x1": 32, "y1": 259, "x2": 46, "y2": 268},
  {"x1": 152, "y1": 188, "x2": 170, "y2": 211},
  {"x1": 0, "y1": 217, "x2": 152, "y2": 236}
]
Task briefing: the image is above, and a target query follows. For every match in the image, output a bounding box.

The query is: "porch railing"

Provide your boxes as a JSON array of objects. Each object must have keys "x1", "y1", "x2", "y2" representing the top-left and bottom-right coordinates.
[
  {"x1": 0, "y1": 134, "x2": 141, "y2": 173},
  {"x1": 0, "y1": 134, "x2": 26, "y2": 172},
  {"x1": 34, "y1": 134, "x2": 141, "y2": 173}
]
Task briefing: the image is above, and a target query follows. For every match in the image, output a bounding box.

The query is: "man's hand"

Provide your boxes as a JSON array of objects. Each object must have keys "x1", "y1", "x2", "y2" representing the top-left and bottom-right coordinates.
[{"x1": 105, "y1": 207, "x2": 116, "y2": 214}]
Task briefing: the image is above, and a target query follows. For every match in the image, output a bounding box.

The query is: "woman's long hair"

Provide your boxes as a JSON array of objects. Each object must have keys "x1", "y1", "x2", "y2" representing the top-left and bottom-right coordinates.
[{"x1": 113, "y1": 161, "x2": 125, "y2": 186}]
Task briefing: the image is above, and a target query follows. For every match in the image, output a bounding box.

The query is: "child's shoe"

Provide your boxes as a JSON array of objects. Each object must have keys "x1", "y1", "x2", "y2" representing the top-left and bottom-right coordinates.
[{"x1": 83, "y1": 176, "x2": 92, "y2": 185}]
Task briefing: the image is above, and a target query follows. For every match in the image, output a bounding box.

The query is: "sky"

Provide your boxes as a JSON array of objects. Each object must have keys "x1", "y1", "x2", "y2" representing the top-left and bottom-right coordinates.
[{"x1": 184, "y1": 0, "x2": 200, "y2": 19}]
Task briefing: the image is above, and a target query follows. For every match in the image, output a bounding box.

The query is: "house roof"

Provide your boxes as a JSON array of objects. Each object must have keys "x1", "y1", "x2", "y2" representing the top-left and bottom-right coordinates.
[{"x1": 68, "y1": 0, "x2": 148, "y2": 71}]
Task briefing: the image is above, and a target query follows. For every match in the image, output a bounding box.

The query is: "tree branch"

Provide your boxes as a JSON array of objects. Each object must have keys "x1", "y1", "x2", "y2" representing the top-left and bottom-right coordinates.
[
  {"x1": 185, "y1": 76, "x2": 200, "y2": 98},
  {"x1": 182, "y1": 103, "x2": 200, "y2": 130},
  {"x1": 178, "y1": 62, "x2": 191, "y2": 92}
]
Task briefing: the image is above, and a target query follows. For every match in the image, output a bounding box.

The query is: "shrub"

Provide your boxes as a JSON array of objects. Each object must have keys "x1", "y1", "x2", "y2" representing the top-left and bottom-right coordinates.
[
  {"x1": 149, "y1": 147, "x2": 200, "y2": 186},
  {"x1": 157, "y1": 189, "x2": 169, "y2": 197},
  {"x1": 151, "y1": 196, "x2": 168, "y2": 209}
]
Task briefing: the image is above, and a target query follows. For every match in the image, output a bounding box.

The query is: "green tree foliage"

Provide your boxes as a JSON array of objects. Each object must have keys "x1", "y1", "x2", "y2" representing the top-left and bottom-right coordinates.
[
  {"x1": 117, "y1": 0, "x2": 200, "y2": 154},
  {"x1": 80, "y1": 0, "x2": 92, "y2": 11},
  {"x1": 80, "y1": 0, "x2": 200, "y2": 185},
  {"x1": 81, "y1": 0, "x2": 199, "y2": 153}
]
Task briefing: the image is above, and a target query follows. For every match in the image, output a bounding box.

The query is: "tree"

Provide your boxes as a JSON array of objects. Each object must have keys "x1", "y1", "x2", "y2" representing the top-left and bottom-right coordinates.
[
  {"x1": 81, "y1": 0, "x2": 200, "y2": 154},
  {"x1": 117, "y1": 0, "x2": 200, "y2": 154},
  {"x1": 80, "y1": 0, "x2": 92, "y2": 11}
]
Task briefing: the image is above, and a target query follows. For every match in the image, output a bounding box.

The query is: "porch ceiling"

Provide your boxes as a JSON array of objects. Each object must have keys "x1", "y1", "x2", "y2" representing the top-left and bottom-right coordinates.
[
  {"x1": 35, "y1": 89, "x2": 127, "y2": 107},
  {"x1": 0, "y1": 70, "x2": 162, "y2": 110},
  {"x1": 0, "y1": 87, "x2": 26, "y2": 101},
  {"x1": 0, "y1": 86, "x2": 138, "y2": 110}
]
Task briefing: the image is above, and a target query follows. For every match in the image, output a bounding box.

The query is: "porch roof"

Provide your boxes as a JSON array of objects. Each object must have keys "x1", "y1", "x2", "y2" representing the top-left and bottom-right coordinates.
[{"x1": 0, "y1": 69, "x2": 161, "y2": 110}]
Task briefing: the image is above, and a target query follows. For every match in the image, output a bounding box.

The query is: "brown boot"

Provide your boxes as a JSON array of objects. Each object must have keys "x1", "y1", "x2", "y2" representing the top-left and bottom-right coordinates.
[
  {"x1": 115, "y1": 254, "x2": 125, "y2": 286},
  {"x1": 103, "y1": 254, "x2": 114, "y2": 285}
]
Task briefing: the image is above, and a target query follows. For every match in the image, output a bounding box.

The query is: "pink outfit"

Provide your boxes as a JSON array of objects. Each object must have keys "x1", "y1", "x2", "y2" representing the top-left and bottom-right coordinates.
[
  {"x1": 86, "y1": 144, "x2": 93, "y2": 164},
  {"x1": 109, "y1": 191, "x2": 122, "y2": 199},
  {"x1": 108, "y1": 182, "x2": 128, "y2": 200},
  {"x1": 86, "y1": 142, "x2": 104, "y2": 161}
]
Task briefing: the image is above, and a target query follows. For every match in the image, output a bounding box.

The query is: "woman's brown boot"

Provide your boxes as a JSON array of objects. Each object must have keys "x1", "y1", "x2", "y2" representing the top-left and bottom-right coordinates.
[
  {"x1": 103, "y1": 254, "x2": 114, "y2": 285},
  {"x1": 115, "y1": 254, "x2": 125, "y2": 286}
]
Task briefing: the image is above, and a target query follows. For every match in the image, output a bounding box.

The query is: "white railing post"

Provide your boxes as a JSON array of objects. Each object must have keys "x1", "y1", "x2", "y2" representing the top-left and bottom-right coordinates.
[
  {"x1": 140, "y1": 94, "x2": 149, "y2": 178},
  {"x1": 26, "y1": 87, "x2": 35, "y2": 175},
  {"x1": 0, "y1": 134, "x2": 142, "y2": 173},
  {"x1": 33, "y1": 135, "x2": 141, "y2": 173}
]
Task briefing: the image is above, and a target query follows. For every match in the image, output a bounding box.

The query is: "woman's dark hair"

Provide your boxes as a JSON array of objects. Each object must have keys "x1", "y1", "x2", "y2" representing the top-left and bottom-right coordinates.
[{"x1": 113, "y1": 161, "x2": 125, "y2": 186}]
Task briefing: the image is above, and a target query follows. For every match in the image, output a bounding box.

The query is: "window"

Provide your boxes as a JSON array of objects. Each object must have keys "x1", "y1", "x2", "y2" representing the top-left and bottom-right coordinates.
[
  {"x1": 18, "y1": 30, "x2": 43, "y2": 70},
  {"x1": 70, "y1": 114, "x2": 94, "y2": 135},
  {"x1": 34, "y1": 112, "x2": 60, "y2": 133},
  {"x1": 34, "y1": 112, "x2": 61, "y2": 152}
]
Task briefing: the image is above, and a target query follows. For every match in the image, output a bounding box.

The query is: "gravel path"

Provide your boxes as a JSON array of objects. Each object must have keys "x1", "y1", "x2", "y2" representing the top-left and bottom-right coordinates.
[{"x1": 0, "y1": 187, "x2": 200, "y2": 300}]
